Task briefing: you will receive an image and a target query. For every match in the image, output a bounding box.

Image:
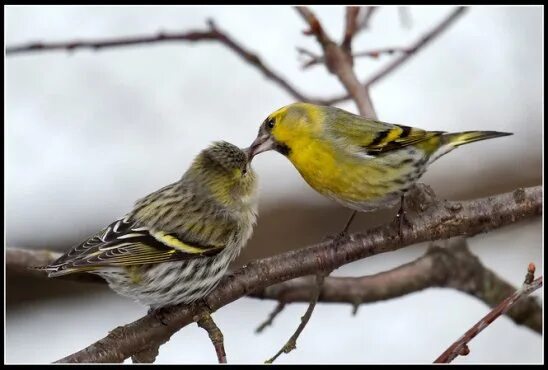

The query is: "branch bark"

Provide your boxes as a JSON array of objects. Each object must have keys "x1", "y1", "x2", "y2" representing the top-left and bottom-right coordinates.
[
  {"x1": 194, "y1": 308, "x2": 227, "y2": 364},
  {"x1": 49, "y1": 184, "x2": 540, "y2": 363}
]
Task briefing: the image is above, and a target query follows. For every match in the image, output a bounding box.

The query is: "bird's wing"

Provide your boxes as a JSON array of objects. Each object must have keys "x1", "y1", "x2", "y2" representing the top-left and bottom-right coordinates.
[
  {"x1": 328, "y1": 114, "x2": 444, "y2": 155},
  {"x1": 44, "y1": 215, "x2": 224, "y2": 276}
]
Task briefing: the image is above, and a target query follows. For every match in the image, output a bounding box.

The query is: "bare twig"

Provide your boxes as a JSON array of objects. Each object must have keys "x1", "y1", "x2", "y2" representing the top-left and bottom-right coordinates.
[
  {"x1": 256, "y1": 302, "x2": 286, "y2": 334},
  {"x1": 195, "y1": 308, "x2": 227, "y2": 364},
  {"x1": 266, "y1": 274, "x2": 326, "y2": 363},
  {"x1": 300, "y1": 47, "x2": 411, "y2": 69},
  {"x1": 434, "y1": 264, "x2": 543, "y2": 363},
  {"x1": 6, "y1": 19, "x2": 329, "y2": 105},
  {"x1": 342, "y1": 7, "x2": 361, "y2": 52},
  {"x1": 51, "y1": 185, "x2": 540, "y2": 363},
  {"x1": 323, "y1": 7, "x2": 468, "y2": 105}
]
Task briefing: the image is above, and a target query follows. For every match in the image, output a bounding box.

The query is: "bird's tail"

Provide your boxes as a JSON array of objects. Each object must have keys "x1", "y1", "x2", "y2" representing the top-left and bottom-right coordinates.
[
  {"x1": 442, "y1": 131, "x2": 513, "y2": 147},
  {"x1": 428, "y1": 131, "x2": 512, "y2": 164},
  {"x1": 30, "y1": 263, "x2": 90, "y2": 278}
]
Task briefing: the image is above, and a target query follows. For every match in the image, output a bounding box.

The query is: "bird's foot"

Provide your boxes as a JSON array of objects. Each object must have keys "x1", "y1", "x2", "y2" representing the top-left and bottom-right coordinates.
[
  {"x1": 323, "y1": 230, "x2": 351, "y2": 247},
  {"x1": 148, "y1": 307, "x2": 169, "y2": 326},
  {"x1": 393, "y1": 207, "x2": 412, "y2": 239}
]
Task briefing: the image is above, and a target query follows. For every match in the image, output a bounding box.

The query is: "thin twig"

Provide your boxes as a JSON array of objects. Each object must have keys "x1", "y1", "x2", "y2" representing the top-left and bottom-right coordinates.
[
  {"x1": 323, "y1": 6, "x2": 468, "y2": 105},
  {"x1": 195, "y1": 308, "x2": 227, "y2": 364},
  {"x1": 300, "y1": 47, "x2": 411, "y2": 69},
  {"x1": 434, "y1": 265, "x2": 543, "y2": 363},
  {"x1": 6, "y1": 19, "x2": 327, "y2": 105},
  {"x1": 266, "y1": 274, "x2": 326, "y2": 363},
  {"x1": 255, "y1": 302, "x2": 286, "y2": 334},
  {"x1": 342, "y1": 6, "x2": 361, "y2": 52}
]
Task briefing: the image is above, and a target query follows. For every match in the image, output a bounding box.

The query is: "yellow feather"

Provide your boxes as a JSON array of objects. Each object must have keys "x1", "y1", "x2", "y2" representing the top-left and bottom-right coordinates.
[{"x1": 151, "y1": 231, "x2": 212, "y2": 254}]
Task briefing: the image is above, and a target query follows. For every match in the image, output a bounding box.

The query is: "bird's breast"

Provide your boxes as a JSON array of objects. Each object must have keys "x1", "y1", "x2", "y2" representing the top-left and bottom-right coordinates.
[{"x1": 288, "y1": 140, "x2": 426, "y2": 210}]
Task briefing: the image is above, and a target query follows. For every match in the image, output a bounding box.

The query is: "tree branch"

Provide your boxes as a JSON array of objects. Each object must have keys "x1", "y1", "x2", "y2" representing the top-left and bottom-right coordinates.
[
  {"x1": 6, "y1": 19, "x2": 329, "y2": 105},
  {"x1": 10, "y1": 234, "x2": 541, "y2": 336},
  {"x1": 49, "y1": 184, "x2": 540, "y2": 363},
  {"x1": 434, "y1": 265, "x2": 543, "y2": 363},
  {"x1": 342, "y1": 7, "x2": 361, "y2": 52},
  {"x1": 296, "y1": 6, "x2": 376, "y2": 118},
  {"x1": 255, "y1": 302, "x2": 286, "y2": 333},
  {"x1": 250, "y1": 238, "x2": 543, "y2": 334},
  {"x1": 323, "y1": 6, "x2": 468, "y2": 105}
]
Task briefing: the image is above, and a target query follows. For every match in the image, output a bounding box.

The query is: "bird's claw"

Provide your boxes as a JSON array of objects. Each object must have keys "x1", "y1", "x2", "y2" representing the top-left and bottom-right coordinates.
[
  {"x1": 148, "y1": 307, "x2": 169, "y2": 326},
  {"x1": 323, "y1": 231, "x2": 351, "y2": 247},
  {"x1": 394, "y1": 208, "x2": 412, "y2": 239}
]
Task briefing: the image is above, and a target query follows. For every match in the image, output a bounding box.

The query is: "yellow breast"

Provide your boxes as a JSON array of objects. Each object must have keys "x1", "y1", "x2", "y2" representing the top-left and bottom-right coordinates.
[{"x1": 287, "y1": 139, "x2": 400, "y2": 203}]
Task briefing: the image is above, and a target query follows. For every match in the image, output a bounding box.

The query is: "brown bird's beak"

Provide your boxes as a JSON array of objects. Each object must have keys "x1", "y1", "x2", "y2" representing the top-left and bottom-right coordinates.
[{"x1": 247, "y1": 134, "x2": 275, "y2": 161}]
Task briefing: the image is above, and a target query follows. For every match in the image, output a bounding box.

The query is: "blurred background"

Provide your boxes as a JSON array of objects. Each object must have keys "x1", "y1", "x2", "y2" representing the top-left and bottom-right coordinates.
[{"x1": 5, "y1": 5, "x2": 543, "y2": 364}]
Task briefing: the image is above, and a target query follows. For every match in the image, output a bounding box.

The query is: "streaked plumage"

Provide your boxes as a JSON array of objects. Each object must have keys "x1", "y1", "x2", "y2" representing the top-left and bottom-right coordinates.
[
  {"x1": 249, "y1": 102, "x2": 511, "y2": 213},
  {"x1": 41, "y1": 141, "x2": 258, "y2": 309}
]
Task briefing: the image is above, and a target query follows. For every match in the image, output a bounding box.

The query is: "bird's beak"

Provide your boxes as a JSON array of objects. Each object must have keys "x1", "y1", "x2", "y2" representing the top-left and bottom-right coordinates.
[{"x1": 248, "y1": 134, "x2": 275, "y2": 161}]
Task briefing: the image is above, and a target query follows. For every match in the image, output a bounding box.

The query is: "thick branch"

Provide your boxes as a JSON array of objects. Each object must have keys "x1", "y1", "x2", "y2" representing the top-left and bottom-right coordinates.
[
  {"x1": 296, "y1": 6, "x2": 376, "y2": 118},
  {"x1": 6, "y1": 19, "x2": 328, "y2": 105},
  {"x1": 324, "y1": 7, "x2": 468, "y2": 105},
  {"x1": 9, "y1": 236, "x2": 541, "y2": 336},
  {"x1": 434, "y1": 269, "x2": 543, "y2": 363},
  {"x1": 52, "y1": 185, "x2": 540, "y2": 363},
  {"x1": 250, "y1": 239, "x2": 542, "y2": 334}
]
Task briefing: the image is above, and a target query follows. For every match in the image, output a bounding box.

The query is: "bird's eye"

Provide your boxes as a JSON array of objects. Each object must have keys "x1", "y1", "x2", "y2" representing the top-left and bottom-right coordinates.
[
  {"x1": 266, "y1": 117, "x2": 275, "y2": 129},
  {"x1": 242, "y1": 167, "x2": 247, "y2": 175}
]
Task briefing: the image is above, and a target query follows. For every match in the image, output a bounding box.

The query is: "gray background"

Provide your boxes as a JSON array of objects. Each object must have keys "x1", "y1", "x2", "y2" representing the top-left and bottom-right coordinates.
[{"x1": 5, "y1": 5, "x2": 543, "y2": 364}]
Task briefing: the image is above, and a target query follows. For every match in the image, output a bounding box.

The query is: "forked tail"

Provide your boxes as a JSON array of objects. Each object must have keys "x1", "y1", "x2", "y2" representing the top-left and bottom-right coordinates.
[
  {"x1": 429, "y1": 131, "x2": 512, "y2": 164},
  {"x1": 442, "y1": 131, "x2": 513, "y2": 147}
]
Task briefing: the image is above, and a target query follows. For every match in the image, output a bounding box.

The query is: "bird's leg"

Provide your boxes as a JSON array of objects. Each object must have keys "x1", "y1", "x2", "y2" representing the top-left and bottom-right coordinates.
[
  {"x1": 148, "y1": 306, "x2": 169, "y2": 326},
  {"x1": 394, "y1": 194, "x2": 411, "y2": 239},
  {"x1": 342, "y1": 210, "x2": 358, "y2": 235},
  {"x1": 323, "y1": 210, "x2": 357, "y2": 245}
]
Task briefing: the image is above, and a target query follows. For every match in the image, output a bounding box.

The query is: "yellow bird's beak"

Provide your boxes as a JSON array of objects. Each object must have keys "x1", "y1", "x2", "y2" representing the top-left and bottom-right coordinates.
[{"x1": 248, "y1": 134, "x2": 275, "y2": 161}]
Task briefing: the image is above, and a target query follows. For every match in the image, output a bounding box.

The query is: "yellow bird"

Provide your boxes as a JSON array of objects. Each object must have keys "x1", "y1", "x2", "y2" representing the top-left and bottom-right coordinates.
[{"x1": 248, "y1": 102, "x2": 512, "y2": 233}]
